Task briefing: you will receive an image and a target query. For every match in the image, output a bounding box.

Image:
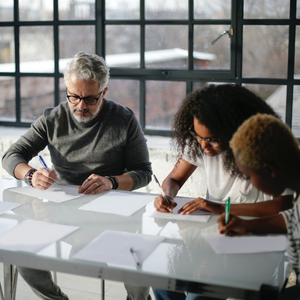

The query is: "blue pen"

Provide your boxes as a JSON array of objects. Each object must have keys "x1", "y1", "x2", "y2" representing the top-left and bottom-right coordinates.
[
  {"x1": 38, "y1": 155, "x2": 57, "y2": 184},
  {"x1": 224, "y1": 197, "x2": 231, "y2": 237}
]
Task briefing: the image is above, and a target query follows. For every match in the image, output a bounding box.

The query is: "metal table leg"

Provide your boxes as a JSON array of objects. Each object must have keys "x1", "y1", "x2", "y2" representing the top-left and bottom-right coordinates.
[
  {"x1": 3, "y1": 264, "x2": 18, "y2": 300},
  {"x1": 101, "y1": 279, "x2": 105, "y2": 300}
]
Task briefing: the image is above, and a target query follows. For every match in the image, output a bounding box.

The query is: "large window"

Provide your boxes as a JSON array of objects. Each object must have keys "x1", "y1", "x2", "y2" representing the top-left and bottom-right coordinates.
[{"x1": 0, "y1": 0, "x2": 299, "y2": 139}]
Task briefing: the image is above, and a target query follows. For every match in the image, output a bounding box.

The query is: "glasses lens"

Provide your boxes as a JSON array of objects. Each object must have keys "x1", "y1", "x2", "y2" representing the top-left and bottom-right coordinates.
[
  {"x1": 189, "y1": 126, "x2": 219, "y2": 146},
  {"x1": 67, "y1": 96, "x2": 97, "y2": 105},
  {"x1": 209, "y1": 141, "x2": 219, "y2": 147},
  {"x1": 84, "y1": 97, "x2": 97, "y2": 105},
  {"x1": 68, "y1": 96, "x2": 79, "y2": 104}
]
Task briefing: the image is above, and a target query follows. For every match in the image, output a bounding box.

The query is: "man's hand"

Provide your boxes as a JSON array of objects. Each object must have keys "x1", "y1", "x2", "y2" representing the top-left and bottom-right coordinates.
[
  {"x1": 178, "y1": 198, "x2": 224, "y2": 215},
  {"x1": 217, "y1": 213, "x2": 249, "y2": 236},
  {"x1": 78, "y1": 174, "x2": 113, "y2": 195},
  {"x1": 154, "y1": 194, "x2": 176, "y2": 213},
  {"x1": 31, "y1": 168, "x2": 59, "y2": 190}
]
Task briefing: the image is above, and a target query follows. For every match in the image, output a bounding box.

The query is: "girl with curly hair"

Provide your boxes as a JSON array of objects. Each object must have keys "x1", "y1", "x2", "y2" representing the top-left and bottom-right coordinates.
[
  {"x1": 154, "y1": 84, "x2": 293, "y2": 222},
  {"x1": 153, "y1": 85, "x2": 293, "y2": 300}
]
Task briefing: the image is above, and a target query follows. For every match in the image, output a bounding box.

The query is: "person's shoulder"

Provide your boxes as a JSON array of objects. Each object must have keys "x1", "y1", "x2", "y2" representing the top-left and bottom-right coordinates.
[
  {"x1": 104, "y1": 99, "x2": 135, "y2": 119},
  {"x1": 105, "y1": 99, "x2": 134, "y2": 114},
  {"x1": 43, "y1": 102, "x2": 69, "y2": 119},
  {"x1": 182, "y1": 149, "x2": 204, "y2": 166}
]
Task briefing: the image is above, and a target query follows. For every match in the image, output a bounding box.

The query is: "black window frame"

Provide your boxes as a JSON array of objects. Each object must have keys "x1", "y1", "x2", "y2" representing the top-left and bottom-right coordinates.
[{"x1": 0, "y1": 0, "x2": 299, "y2": 142}]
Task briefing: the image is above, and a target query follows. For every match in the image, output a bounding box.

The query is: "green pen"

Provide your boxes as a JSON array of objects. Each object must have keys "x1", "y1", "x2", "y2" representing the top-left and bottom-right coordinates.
[{"x1": 224, "y1": 197, "x2": 231, "y2": 237}]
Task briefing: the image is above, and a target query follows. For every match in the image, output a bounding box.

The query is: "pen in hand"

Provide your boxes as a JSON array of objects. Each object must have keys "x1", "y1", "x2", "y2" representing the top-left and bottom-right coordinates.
[
  {"x1": 38, "y1": 155, "x2": 57, "y2": 184},
  {"x1": 153, "y1": 174, "x2": 171, "y2": 206},
  {"x1": 224, "y1": 197, "x2": 231, "y2": 237},
  {"x1": 130, "y1": 247, "x2": 140, "y2": 267}
]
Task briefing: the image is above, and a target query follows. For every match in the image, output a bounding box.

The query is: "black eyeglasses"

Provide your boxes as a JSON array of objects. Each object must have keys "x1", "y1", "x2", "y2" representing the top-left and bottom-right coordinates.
[
  {"x1": 189, "y1": 124, "x2": 221, "y2": 147},
  {"x1": 66, "y1": 88, "x2": 103, "y2": 106}
]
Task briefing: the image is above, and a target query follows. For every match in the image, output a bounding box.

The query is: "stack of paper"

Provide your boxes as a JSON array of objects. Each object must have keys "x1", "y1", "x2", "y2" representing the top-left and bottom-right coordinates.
[
  {"x1": 0, "y1": 219, "x2": 79, "y2": 253},
  {"x1": 10, "y1": 185, "x2": 82, "y2": 203},
  {"x1": 79, "y1": 191, "x2": 154, "y2": 216},
  {"x1": 0, "y1": 202, "x2": 20, "y2": 215},
  {"x1": 150, "y1": 197, "x2": 211, "y2": 223},
  {"x1": 202, "y1": 232, "x2": 287, "y2": 254},
  {"x1": 73, "y1": 230, "x2": 165, "y2": 267}
]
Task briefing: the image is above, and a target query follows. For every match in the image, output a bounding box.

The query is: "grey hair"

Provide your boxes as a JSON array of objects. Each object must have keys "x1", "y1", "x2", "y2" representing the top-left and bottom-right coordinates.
[{"x1": 63, "y1": 51, "x2": 110, "y2": 91}]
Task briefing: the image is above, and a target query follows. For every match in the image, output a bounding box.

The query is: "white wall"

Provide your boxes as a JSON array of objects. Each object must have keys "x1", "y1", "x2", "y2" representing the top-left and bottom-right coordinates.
[{"x1": 0, "y1": 128, "x2": 207, "y2": 198}]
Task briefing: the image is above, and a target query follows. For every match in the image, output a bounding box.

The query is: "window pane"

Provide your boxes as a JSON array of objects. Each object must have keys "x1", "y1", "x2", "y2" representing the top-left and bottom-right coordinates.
[
  {"x1": 146, "y1": 81, "x2": 186, "y2": 130},
  {"x1": 107, "y1": 79, "x2": 140, "y2": 120},
  {"x1": 106, "y1": 26, "x2": 140, "y2": 68},
  {"x1": 295, "y1": 26, "x2": 300, "y2": 77},
  {"x1": 59, "y1": 25, "x2": 95, "y2": 72},
  {"x1": 193, "y1": 82, "x2": 207, "y2": 91},
  {"x1": 292, "y1": 84, "x2": 300, "y2": 138},
  {"x1": 145, "y1": 0, "x2": 188, "y2": 19},
  {"x1": 243, "y1": 25, "x2": 288, "y2": 78},
  {"x1": 145, "y1": 25, "x2": 188, "y2": 69},
  {"x1": 19, "y1": 0, "x2": 53, "y2": 21},
  {"x1": 59, "y1": 0, "x2": 95, "y2": 20},
  {"x1": 59, "y1": 77, "x2": 65, "y2": 103},
  {"x1": 194, "y1": 0, "x2": 231, "y2": 19},
  {"x1": 0, "y1": 77, "x2": 15, "y2": 122},
  {"x1": 193, "y1": 82, "x2": 228, "y2": 91},
  {"x1": 243, "y1": 84, "x2": 286, "y2": 121},
  {"x1": 106, "y1": 0, "x2": 139, "y2": 19},
  {"x1": 21, "y1": 77, "x2": 54, "y2": 122},
  {"x1": 298, "y1": 1, "x2": 300, "y2": 18},
  {"x1": 20, "y1": 26, "x2": 54, "y2": 73},
  {"x1": 194, "y1": 25, "x2": 230, "y2": 70},
  {"x1": 0, "y1": 0, "x2": 13, "y2": 21},
  {"x1": 244, "y1": 0, "x2": 290, "y2": 19},
  {"x1": 0, "y1": 27, "x2": 15, "y2": 73}
]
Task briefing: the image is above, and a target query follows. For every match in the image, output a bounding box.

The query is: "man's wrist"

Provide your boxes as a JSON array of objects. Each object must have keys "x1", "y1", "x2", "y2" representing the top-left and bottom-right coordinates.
[
  {"x1": 105, "y1": 176, "x2": 119, "y2": 189},
  {"x1": 24, "y1": 168, "x2": 37, "y2": 187}
]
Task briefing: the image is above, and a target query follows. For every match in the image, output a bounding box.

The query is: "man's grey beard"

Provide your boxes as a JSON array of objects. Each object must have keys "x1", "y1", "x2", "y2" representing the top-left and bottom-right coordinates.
[
  {"x1": 72, "y1": 99, "x2": 102, "y2": 123},
  {"x1": 72, "y1": 109, "x2": 94, "y2": 123}
]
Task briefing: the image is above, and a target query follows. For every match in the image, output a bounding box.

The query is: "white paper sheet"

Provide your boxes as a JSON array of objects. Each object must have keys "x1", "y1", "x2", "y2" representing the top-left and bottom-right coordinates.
[
  {"x1": 10, "y1": 185, "x2": 82, "y2": 203},
  {"x1": 0, "y1": 219, "x2": 79, "y2": 253},
  {"x1": 0, "y1": 201, "x2": 20, "y2": 215},
  {"x1": 73, "y1": 230, "x2": 165, "y2": 267},
  {"x1": 78, "y1": 190, "x2": 154, "y2": 216},
  {"x1": 202, "y1": 232, "x2": 287, "y2": 254},
  {"x1": 0, "y1": 218, "x2": 18, "y2": 234},
  {"x1": 150, "y1": 197, "x2": 211, "y2": 223}
]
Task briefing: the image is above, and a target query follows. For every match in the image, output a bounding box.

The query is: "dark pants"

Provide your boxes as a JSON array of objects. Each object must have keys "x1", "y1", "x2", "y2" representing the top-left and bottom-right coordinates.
[
  {"x1": 152, "y1": 288, "x2": 224, "y2": 300},
  {"x1": 281, "y1": 285, "x2": 300, "y2": 300},
  {"x1": 18, "y1": 266, "x2": 151, "y2": 300}
]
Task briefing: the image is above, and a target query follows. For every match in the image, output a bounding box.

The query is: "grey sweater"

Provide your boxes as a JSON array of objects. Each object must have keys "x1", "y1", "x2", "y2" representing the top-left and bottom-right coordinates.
[{"x1": 2, "y1": 99, "x2": 152, "y2": 190}]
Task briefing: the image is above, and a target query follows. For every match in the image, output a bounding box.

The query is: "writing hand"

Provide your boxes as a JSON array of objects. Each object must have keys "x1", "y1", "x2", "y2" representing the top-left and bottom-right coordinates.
[
  {"x1": 78, "y1": 174, "x2": 113, "y2": 195},
  {"x1": 178, "y1": 197, "x2": 224, "y2": 215},
  {"x1": 31, "y1": 168, "x2": 59, "y2": 190},
  {"x1": 154, "y1": 194, "x2": 176, "y2": 213},
  {"x1": 217, "y1": 213, "x2": 248, "y2": 236}
]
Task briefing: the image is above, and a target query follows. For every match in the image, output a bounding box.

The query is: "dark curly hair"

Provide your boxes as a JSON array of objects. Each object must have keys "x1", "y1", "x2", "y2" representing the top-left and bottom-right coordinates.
[{"x1": 171, "y1": 84, "x2": 279, "y2": 178}]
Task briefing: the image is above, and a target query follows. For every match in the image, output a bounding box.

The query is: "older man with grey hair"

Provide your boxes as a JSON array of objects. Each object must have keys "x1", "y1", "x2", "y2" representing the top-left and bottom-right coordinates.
[{"x1": 2, "y1": 51, "x2": 152, "y2": 300}]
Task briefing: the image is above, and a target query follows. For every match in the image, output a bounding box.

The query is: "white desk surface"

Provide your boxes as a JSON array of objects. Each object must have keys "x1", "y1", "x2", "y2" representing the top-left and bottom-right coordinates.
[{"x1": 0, "y1": 178, "x2": 287, "y2": 299}]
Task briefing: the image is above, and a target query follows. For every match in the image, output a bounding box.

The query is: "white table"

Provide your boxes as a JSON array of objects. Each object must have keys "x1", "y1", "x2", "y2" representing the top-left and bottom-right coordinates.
[{"x1": 0, "y1": 178, "x2": 289, "y2": 300}]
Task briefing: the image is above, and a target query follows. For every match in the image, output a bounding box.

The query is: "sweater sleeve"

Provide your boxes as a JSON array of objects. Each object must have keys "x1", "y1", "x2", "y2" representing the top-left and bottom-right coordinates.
[
  {"x1": 2, "y1": 115, "x2": 49, "y2": 178},
  {"x1": 123, "y1": 113, "x2": 152, "y2": 190}
]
